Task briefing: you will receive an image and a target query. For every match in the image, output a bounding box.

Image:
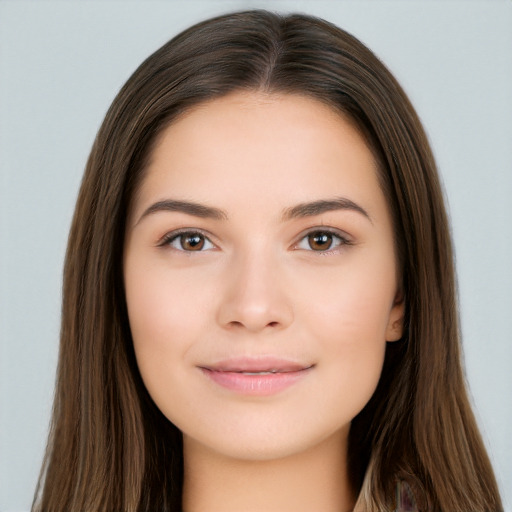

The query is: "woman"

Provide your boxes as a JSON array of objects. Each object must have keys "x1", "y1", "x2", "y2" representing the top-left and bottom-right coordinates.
[{"x1": 33, "y1": 10, "x2": 503, "y2": 512}]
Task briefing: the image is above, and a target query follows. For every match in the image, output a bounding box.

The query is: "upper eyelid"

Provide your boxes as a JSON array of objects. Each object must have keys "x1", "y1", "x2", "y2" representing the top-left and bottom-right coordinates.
[
  {"x1": 293, "y1": 229, "x2": 352, "y2": 252},
  {"x1": 157, "y1": 228, "x2": 217, "y2": 249},
  {"x1": 294, "y1": 226, "x2": 352, "y2": 243},
  {"x1": 157, "y1": 226, "x2": 353, "y2": 248}
]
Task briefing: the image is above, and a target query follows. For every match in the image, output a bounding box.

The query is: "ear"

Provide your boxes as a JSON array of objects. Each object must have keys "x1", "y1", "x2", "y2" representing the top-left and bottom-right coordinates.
[{"x1": 385, "y1": 288, "x2": 405, "y2": 342}]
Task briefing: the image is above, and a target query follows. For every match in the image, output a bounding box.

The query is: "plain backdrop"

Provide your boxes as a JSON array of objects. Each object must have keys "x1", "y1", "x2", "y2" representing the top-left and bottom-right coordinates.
[{"x1": 1, "y1": 1, "x2": 511, "y2": 510}]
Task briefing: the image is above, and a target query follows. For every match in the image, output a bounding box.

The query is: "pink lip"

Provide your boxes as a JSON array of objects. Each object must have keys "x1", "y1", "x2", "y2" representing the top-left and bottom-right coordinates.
[{"x1": 199, "y1": 357, "x2": 313, "y2": 396}]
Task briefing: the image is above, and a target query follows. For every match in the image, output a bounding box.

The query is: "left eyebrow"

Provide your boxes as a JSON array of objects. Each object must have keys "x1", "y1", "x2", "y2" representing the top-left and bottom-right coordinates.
[{"x1": 281, "y1": 197, "x2": 372, "y2": 223}]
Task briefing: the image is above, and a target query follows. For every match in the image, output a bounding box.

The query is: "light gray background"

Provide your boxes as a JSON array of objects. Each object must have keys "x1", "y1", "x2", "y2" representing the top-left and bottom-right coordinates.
[{"x1": 1, "y1": 1, "x2": 511, "y2": 510}]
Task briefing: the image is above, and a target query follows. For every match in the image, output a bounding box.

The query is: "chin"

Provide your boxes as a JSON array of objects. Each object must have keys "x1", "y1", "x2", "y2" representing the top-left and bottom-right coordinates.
[{"x1": 182, "y1": 417, "x2": 350, "y2": 463}]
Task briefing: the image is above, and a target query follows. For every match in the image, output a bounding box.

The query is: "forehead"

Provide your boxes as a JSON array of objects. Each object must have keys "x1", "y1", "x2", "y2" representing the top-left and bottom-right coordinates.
[{"x1": 132, "y1": 91, "x2": 385, "y2": 222}]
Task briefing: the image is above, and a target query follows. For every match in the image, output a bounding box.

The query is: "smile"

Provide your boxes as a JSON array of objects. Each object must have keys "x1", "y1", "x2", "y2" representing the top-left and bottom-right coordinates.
[{"x1": 199, "y1": 357, "x2": 314, "y2": 396}]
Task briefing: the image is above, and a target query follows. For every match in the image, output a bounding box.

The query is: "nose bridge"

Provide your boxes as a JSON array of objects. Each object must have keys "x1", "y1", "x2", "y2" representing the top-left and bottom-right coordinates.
[{"x1": 217, "y1": 242, "x2": 293, "y2": 332}]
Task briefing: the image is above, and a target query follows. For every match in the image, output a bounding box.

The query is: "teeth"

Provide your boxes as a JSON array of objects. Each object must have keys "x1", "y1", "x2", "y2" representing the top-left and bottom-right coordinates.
[{"x1": 240, "y1": 370, "x2": 278, "y2": 375}]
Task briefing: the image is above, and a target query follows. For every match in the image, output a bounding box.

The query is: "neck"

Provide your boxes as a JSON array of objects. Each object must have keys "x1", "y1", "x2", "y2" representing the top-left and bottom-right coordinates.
[{"x1": 182, "y1": 430, "x2": 355, "y2": 512}]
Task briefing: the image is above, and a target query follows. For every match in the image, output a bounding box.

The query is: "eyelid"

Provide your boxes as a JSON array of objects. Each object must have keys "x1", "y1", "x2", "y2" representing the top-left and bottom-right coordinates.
[
  {"x1": 156, "y1": 226, "x2": 353, "y2": 252},
  {"x1": 293, "y1": 226, "x2": 353, "y2": 253},
  {"x1": 157, "y1": 228, "x2": 217, "y2": 250}
]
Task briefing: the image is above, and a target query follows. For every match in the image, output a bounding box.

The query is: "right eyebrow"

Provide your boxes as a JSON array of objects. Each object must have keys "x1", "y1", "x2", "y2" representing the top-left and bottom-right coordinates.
[{"x1": 135, "y1": 199, "x2": 228, "y2": 226}]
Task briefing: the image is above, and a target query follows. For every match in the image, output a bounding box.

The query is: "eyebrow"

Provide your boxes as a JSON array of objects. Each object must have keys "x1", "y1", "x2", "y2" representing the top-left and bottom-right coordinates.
[
  {"x1": 135, "y1": 196, "x2": 372, "y2": 225},
  {"x1": 281, "y1": 197, "x2": 372, "y2": 223},
  {"x1": 136, "y1": 199, "x2": 228, "y2": 225}
]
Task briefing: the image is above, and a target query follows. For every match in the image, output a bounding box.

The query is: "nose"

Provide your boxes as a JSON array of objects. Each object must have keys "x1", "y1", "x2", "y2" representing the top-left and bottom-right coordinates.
[{"x1": 216, "y1": 250, "x2": 294, "y2": 333}]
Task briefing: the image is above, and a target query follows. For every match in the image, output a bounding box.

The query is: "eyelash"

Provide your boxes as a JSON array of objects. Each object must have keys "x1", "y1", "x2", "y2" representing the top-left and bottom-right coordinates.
[
  {"x1": 295, "y1": 229, "x2": 352, "y2": 253},
  {"x1": 158, "y1": 229, "x2": 215, "y2": 252},
  {"x1": 158, "y1": 228, "x2": 352, "y2": 254}
]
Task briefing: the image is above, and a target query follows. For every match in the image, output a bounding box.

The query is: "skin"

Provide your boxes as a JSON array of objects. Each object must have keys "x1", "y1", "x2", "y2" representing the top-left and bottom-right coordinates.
[{"x1": 124, "y1": 91, "x2": 404, "y2": 512}]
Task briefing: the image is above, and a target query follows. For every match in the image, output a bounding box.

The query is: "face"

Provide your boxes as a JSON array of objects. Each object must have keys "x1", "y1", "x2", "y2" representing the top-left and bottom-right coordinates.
[{"x1": 123, "y1": 91, "x2": 404, "y2": 462}]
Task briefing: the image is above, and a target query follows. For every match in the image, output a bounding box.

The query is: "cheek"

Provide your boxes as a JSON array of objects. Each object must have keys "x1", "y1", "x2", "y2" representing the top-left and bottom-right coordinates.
[
  {"x1": 126, "y1": 281, "x2": 182, "y2": 352},
  {"x1": 302, "y1": 253, "x2": 397, "y2": 346},
  {"x1": 125, "y1": 257, "x2": 213, "y2": 345},
  {"x1": 123, "y1": 259, "x2": 210, "y2": 405},
  {"x1": 315, "y1": 295, "x2": 388, "y2": 413},
  {"x1": 298, "y1": 257, "x2": 396, "y2": 410}
]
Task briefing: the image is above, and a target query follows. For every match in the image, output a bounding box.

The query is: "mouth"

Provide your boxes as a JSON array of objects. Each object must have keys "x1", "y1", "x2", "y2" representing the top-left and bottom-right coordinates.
[
  {"x1": 198, "y1": 357, "x2": 314, "y2": 396},
  {"x1": 222, "y1": 369, "x2": 299, "y2": 375}
]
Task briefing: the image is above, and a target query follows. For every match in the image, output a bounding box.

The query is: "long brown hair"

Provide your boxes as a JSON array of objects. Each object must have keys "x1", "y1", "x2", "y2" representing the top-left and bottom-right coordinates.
[{"x1": 33, "y1": 10, "x2": 503, "y2": 512}]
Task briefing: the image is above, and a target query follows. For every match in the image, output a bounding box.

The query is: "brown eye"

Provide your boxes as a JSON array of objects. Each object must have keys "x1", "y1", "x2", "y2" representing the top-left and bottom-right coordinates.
[
  {"x1": 296, "y1": 230, "x2": 347, "y2": 252},
  {"x1": 164, "y1": 231, "x2": 215, "y2": 251},
  {"x1": 180, "y1": 233, "x2": 205, "y2": 251},
  {"x1": 307, "y1": 232, "x2": 334, "y2": 251}
]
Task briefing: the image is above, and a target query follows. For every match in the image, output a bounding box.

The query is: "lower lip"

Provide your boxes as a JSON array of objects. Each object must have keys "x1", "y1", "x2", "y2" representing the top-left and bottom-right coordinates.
[{"x1": 200, "y1": 368, "x2": 311, "y2": 396}]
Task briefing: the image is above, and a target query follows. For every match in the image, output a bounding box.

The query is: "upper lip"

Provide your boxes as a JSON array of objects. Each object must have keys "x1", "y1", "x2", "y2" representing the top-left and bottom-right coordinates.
[{"x1": 200, "y1": 357, "x2": 313, "y2": 373}]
